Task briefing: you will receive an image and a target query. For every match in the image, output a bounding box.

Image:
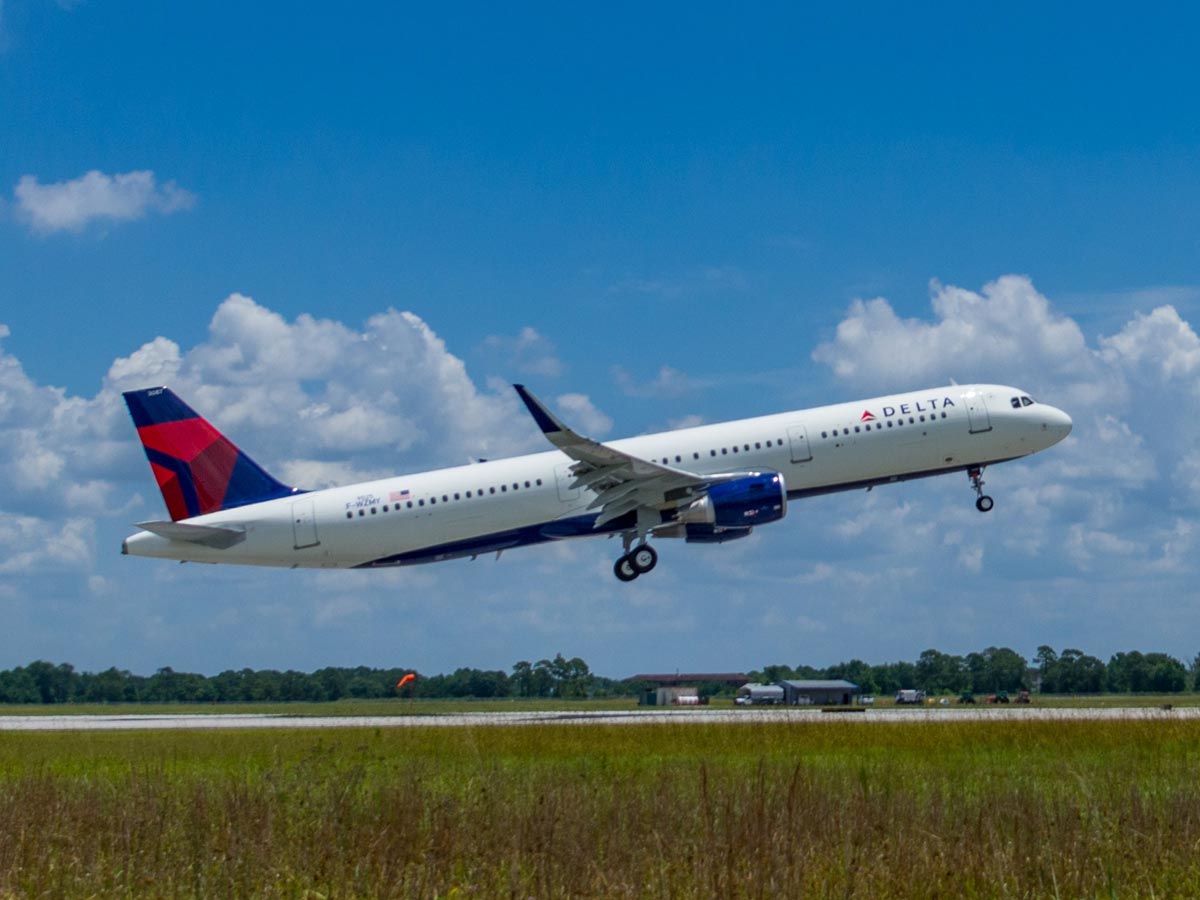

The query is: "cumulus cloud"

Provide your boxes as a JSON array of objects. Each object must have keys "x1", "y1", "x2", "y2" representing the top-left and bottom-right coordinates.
[
  {"x1": 809, "y1": 273, "x2": 1200, "y2": 598},
  {"x1": 14, "y1": 169, "x2": 196, "y2": 234},
  {"x1": 612, "y1": 364, "x2": 699, "y2": 398},
  {"x1": 481, "y1": 327, "x2": 565, "y2": 377},
  {"x1": 554, "y1": 393, "x2": 613, "y2": 436},
  {"x1": 812, "y1": 275, "x2": 1091, "y2": 386}
]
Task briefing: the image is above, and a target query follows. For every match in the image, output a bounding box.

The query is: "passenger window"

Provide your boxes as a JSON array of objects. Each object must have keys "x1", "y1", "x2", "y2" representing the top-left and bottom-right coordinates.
[
  {"x1": 454, "y1": 493, "x2": 460, "y2": 500},
  {"x1": 755, "y1": 442, "x2": 761, "y2": 450},
  {"x1": 406, "y1": 501, "x2": 413, "y2": 509},
  {"x1": 693, "y1": 452, "x2": 699, "y2": 460},
  {"x1": 419, "y1": 499, "x2": 425, "y2": 507},
  {"x1": 675, "y1": 455, "x2": 682, "y2": 463},
  {"x1": 358, "y1": 509, "x2": 365, "y2": 517},
  {"x1": 371, "y1": 507, "x2": 377, "y2": 514},
  {"x1": 430, "y1": 498, "x2": 436, "y2": 505},
  {"x1": 732, "y1": 446, "x2": 738, "y2": 453},
  {"x1": 489, "y1": 487, "x2": 495, "y2": 494},
  {"x1": 501, "y1": 485, "x2": 507, "y2": 492},
  {"x1": 345, "y1": 511, "x2": 352, "y2": 519},
  {"x1": 536, "y1": 479, "x2": 543, "y2": 486}
]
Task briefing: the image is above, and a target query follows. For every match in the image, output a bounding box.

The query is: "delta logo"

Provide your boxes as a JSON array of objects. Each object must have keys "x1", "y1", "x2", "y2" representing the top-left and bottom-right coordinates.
[{"x1": 860, "y1": 410, "x2": 877, "y2": 422}]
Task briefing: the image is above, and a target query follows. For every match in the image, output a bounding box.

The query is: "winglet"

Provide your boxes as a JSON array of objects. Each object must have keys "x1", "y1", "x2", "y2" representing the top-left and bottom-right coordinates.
[{"x1": 514, "y1": 384, "x2": 570, "y2": 437}]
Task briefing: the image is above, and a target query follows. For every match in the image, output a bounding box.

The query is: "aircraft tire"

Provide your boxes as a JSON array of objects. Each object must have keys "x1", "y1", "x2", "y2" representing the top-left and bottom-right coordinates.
[
  {"x1": 976, "y1": 495, "x2": 994, "y2": 513},
  {"x1": 630, "y1": 544, "x2": 658, "y2": 574},
  {"x1": 614, "y1": 555, "x2": 639, "y2": 581}
]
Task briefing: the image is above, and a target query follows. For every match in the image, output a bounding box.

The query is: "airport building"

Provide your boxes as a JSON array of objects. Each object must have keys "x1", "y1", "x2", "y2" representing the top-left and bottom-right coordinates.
[{"x1": 779, "y1": 679, "x2": 859, "y2": 706}]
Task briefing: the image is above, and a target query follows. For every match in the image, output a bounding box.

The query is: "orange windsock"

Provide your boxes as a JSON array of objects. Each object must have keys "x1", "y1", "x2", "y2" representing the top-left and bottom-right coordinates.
[{"x1": 396, "y1": 673, "x2": 416, "y2": 690}]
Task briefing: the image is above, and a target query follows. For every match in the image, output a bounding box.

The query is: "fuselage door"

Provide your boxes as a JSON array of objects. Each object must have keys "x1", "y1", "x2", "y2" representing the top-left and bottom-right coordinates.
[
  {"x1": 292, "y1": 498, "x2": 320, "y2": 549},
  {"x1": 966, "y1": 393, "x2": 992, "y2": 434},
  {"x1": 787, "y1": 425, "x2": 813, "y2": 463}
]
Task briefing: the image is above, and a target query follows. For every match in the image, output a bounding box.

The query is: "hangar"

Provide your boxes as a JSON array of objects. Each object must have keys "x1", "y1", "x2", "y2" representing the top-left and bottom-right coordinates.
[{"x1": 779, "y1": 679, "x2": 858, "y2": 706}]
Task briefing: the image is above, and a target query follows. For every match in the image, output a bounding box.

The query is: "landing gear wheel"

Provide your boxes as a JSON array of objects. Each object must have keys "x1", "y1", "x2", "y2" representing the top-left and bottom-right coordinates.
[
  {"x1": 968, "y1": 467, "x2": 993, "y2": 513},
  {"x1": 614, "y1": 555, "x2": 639, "y2": 582},
  {"x1": 629, "y1": 544, "x2": 658, "y2": 574}
]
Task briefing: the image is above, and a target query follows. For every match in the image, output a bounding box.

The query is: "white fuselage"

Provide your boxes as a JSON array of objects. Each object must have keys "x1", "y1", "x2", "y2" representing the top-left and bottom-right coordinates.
[{"x1": 122, "y1": 384, "x2": 1071, "y2": 569}]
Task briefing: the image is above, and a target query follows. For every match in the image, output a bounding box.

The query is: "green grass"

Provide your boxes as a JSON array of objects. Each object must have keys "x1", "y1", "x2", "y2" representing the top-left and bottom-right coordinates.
[{"x1": 1, "y1": 718, "x2": 1199, "y2": 897}]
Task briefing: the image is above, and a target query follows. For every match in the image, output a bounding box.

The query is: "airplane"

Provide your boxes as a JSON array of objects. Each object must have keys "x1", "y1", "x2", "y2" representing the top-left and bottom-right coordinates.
[{"x1": 121, "y1": 382, "x2": 1071, "y2": 581}]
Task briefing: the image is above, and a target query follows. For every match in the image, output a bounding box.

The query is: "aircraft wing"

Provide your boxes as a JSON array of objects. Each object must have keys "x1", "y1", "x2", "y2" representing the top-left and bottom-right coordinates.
[{"x1": 514, "y1": 385, "x2": 717, "y2": 527}]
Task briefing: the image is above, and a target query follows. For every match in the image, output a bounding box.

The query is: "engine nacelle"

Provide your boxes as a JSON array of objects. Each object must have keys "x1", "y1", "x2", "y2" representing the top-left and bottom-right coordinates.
[
  {"x1": 677, "y1": 472, "x2": 787, "y2": 528},
  {"x1": 683, "y1": 524, "x2": 754, "y2": 544}
]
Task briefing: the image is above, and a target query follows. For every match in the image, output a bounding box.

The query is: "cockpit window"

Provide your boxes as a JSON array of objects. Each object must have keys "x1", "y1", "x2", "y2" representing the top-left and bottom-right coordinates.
[
  {"x1": 1011, "y1": 397, "x2": 1021, "y2": 409},
  {"x1": 1021, "y1": 396, "x2": 1034, "y2": 406}
]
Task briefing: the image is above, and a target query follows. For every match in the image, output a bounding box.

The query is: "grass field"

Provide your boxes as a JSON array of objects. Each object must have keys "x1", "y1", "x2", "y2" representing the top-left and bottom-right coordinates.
[{"x1": 1, "y1": 717, "x2": 1199, "y2": 898}]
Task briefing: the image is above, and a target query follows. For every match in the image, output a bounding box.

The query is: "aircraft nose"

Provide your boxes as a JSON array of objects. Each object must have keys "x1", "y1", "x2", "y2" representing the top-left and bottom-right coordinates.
[{"x1": 1042, "y1": 406, "x2": 1072, "y2": 443}]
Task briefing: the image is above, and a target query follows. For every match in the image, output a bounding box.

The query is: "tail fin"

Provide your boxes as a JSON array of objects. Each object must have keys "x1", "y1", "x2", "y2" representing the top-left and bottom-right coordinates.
[{"x1": 123, "y1": 387, "x2": 298, "y2": 521}]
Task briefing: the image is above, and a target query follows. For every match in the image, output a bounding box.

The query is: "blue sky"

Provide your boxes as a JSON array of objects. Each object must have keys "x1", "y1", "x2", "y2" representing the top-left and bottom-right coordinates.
[{"x1": 1, "y1": 3, "x2": 1198, "y2": 678}]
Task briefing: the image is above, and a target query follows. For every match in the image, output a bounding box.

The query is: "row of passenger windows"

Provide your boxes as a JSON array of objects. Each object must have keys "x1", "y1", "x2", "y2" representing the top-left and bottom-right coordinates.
[
  {"x1": 654, "y1": 439, "x2": 784, "y2": 466},
  {"x1": 820, "y1": 411, "x2": 948, "y2": 439},
  {"x1": 345, "y1": 478, "x2": 545, "y2": 519}
]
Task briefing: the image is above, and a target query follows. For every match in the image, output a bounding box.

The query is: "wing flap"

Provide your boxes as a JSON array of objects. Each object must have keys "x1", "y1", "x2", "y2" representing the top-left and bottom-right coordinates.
[{"x1": 515, "y1": 384, "x2": 718, "y2": 531}]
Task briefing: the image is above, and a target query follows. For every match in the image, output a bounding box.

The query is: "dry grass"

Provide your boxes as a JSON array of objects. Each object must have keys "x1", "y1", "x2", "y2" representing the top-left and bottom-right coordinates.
[{"x1": 0, "y1": 719, "x2": 1198, "y2": 898}]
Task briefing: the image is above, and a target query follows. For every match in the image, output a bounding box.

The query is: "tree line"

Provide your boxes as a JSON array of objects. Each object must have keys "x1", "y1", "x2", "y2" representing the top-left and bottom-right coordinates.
[
  {"x1": 0, "y1": 654, "x2": 620, "y2": 705},
  {"x1": 747, "y1": 646, "x2": 1200, "y2": 696},
  {"x1": 0, "y1": 645, "x2": 1197, "y2": 704}
]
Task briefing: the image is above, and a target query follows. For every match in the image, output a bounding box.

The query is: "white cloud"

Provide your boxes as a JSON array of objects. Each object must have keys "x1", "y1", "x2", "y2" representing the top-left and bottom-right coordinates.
[
  {"x1": 481, "y1": 327, "x2": 565, "y2": 377},
  {"x1": 810, "y1": 274, "x2": 1200, "y2": 597},
  {"x1": 14, "y1": 169, "x2": 196, "y2": 234},
  {"x1": 613, "y1": 364, "x2": 699, "y2": 398},
  {"x1": 554, "y1": 393, "x2": 612, "y2": 436},
  {"x1": 812, "y1": 275, "x2": 1092, "y2": 386}
]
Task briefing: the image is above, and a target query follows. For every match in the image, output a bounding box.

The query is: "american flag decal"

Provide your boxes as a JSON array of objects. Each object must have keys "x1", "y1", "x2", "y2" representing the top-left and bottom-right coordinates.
[{"x1": 390, "y1": 489, "x2": 410, "y2": 501}]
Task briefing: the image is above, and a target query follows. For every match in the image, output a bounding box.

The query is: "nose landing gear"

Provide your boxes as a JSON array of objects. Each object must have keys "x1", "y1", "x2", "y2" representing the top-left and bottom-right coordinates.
[{"x1": 969, "y1": 467, "x2": 994, "y2": 512}]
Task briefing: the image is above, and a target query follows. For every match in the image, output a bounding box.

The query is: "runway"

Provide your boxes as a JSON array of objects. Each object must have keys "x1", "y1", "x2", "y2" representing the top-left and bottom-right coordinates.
[{"x1": 1, "y1": 705, "x2": 1197, "y2": 731}]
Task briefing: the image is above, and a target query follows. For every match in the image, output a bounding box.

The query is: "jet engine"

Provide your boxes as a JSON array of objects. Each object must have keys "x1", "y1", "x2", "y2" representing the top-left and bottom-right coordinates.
[{"x1": 676, "y1": 472, "x2": 787, "y2": 528}]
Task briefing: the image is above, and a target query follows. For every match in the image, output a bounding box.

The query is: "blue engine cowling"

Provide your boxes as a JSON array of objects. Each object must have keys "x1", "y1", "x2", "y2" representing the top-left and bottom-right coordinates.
[
  {"x1": 676, "y1": 472, "x2": 787, "y2": 533},
  {"x1": 706, "y1": 472, "x2": 787, "y2": 526}
]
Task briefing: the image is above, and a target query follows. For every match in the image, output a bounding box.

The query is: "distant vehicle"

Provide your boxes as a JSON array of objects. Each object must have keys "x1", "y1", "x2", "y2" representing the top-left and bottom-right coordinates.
[
  {"x1": 985, "y1": 691, "x2": 1011, "y2": 704},
  {"x1": 1015, "y1": 690, "x2": 1031, "y2": 704},
  {"x1": 735, "y1": 684, "x2": 785, "y2": 706},
  {"x1": 895, "y1": 689, "x2": 926, "y2": 705},
  {"x1": 958, "y1": 690, "x2": 976, "y2": 704},
  {"x1": 119, "y1": 383, "x2": 1071, "y2": 581},
  {"x1": 858, "y1": 695, "x2": 875, "y2": 706}
]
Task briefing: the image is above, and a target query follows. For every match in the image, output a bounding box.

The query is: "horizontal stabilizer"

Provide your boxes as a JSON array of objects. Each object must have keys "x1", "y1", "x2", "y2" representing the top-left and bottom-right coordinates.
[{"x1": 135, "y1": 520, "x2": 247, "y2": 549}]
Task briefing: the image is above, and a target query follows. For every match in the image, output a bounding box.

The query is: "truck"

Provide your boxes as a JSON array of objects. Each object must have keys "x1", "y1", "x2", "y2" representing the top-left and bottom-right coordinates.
[
  {"x1": 895, "y1": 689, "x2": 926, "y2": 705},
  {"x1": 735, "y1": 683, "x2": 785, "y2": 706}
]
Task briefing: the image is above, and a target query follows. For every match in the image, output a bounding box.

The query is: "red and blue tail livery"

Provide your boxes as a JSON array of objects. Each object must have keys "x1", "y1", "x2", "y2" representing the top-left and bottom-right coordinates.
[{"x1": 123, "y1": 387, "x2": 299, "y2": 521}]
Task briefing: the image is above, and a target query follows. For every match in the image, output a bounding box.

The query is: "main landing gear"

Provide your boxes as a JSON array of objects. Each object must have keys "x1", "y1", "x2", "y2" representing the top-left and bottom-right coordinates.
[
  {"x1": 613, "y1": 538, "x2": 658, "y2": 582},
  {"x1": 614, "y1": 544, "x2": 657, "y2": 581},
  {"x1": 969, "y1": 467, "x2": 994, "y2": 513}
]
